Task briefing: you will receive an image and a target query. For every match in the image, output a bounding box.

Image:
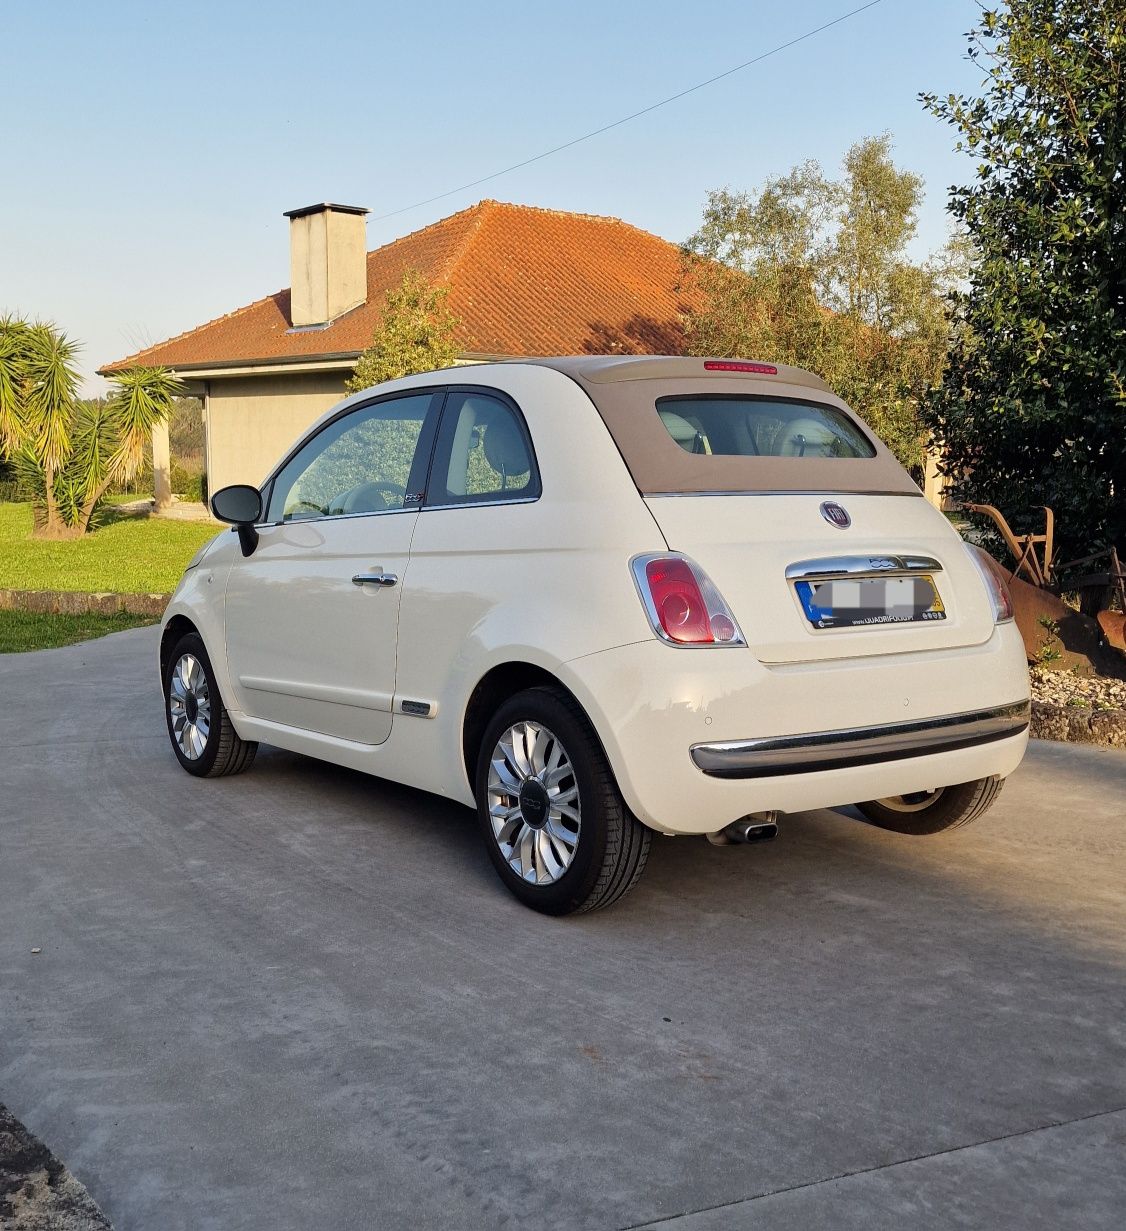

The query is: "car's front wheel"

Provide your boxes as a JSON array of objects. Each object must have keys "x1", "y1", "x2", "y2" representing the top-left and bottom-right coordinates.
[
  {"x1": 474, "y1": 687, "x2": 651, "y2": 915},
  {"x1": 163, "y1": 632, "x2": 257, "y2": 778},
  {"x1": 855, "y1": 776, "x2": 1004, "y2": 835}
]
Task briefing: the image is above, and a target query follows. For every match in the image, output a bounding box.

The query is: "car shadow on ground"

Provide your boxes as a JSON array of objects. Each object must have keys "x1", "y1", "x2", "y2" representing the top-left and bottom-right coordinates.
[{"x1": 235, "y1": 739, "x2": 1125, "y2": 974}]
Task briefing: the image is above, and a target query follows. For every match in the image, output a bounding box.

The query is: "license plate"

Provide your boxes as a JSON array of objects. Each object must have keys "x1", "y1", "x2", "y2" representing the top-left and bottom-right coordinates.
[{"x1": 795, "y1": 576, "x2": 946, "y2": 629}]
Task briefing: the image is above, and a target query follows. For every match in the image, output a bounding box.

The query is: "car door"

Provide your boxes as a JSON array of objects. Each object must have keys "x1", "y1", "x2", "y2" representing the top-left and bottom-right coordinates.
[
  {"x1": 223, "y1": 390, "x2": 441, "y2": 744},
  {"x1": 392, "y1": 387, "x2": 544, "y2": 719}
]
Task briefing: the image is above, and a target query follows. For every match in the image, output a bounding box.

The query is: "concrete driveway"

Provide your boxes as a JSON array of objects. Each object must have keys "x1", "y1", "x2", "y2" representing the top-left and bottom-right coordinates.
[{"x1": 1, "y1": 627, "x2": 1124, "y2": 1231}]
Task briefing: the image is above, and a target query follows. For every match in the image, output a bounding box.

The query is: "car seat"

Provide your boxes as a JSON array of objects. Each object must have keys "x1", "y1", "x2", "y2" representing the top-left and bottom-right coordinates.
[{"x1": 659, "y1": 409, "x2": 710, "y2": 454}]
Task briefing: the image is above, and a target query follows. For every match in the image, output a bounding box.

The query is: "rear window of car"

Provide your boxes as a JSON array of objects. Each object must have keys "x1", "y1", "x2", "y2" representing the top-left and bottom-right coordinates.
[{"x1": 656, "y1": 397, "x2": 875, "y2": 459}]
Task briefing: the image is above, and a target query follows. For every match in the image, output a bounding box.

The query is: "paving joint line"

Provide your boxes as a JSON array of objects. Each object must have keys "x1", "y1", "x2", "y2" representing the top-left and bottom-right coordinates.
[{"x1": 618, "y1": 1103, "x2": 1126, "y2": 1230}]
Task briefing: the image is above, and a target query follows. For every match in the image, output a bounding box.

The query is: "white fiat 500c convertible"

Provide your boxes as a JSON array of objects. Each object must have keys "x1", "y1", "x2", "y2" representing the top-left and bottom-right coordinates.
[{"x1": 161, "y1": 356, "x2": 1030, "y2": 914}]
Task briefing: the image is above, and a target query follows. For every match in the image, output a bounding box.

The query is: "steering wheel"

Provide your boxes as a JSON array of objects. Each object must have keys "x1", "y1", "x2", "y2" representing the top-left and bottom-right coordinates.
[
  {"x1": 337, "y1": 481, "x2": 407, "y2": 513},
  {"x1": 285, "y1": 500, "x2": 326, "y2": 519},
  {"x1": 361, "y1": 482, "x2": 406, "y2": 503}
]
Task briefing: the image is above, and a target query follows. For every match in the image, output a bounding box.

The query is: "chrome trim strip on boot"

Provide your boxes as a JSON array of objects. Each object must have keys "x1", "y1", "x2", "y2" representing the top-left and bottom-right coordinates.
[{"x1": 785, "y1": 555, "x2": 943, "y2": 580}]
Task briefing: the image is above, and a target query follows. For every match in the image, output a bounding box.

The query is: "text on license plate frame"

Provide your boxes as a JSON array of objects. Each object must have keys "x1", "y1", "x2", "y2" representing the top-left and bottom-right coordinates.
[{"x1": 794, "y1": 575, "x2": 946, "y2": 629}]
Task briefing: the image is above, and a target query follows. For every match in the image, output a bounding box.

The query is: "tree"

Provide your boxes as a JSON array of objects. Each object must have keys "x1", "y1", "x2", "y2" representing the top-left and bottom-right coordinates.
[
  {"x1": 0, "y1": 316, "x2": 182, "y2": 537},
  {"x1": 922, "y1": 1, "x2": 1126, "y2": 561},
  {"x1": 0, "y1": 318, "x2": 81, "y2": 532},
  {"x1": 683, "y1": 136, "x2": 960, "y2": 471},
  {"x1": 347, "y1": 269, "x2": 460, "y2": 393}
]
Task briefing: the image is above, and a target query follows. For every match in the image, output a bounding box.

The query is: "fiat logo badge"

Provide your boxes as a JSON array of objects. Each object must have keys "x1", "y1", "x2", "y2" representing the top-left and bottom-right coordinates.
[{"x1": 820, "y1": 501, "x2": 851, "y2": 529}]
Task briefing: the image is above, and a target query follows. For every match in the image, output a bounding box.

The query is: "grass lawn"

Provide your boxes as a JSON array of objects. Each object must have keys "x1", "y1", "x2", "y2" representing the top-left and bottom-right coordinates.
[
  {"x1": 0, "y1": 609, "x2": 157, "y2": 653},
  {"x1": 0, "y1": 502, "x2": 219, "y2": 594}
]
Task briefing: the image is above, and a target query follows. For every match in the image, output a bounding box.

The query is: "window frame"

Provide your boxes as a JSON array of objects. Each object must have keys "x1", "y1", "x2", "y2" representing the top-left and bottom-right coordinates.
[
  {"x1": 421, "y1": 385, "x2": 542, "y2": 512},
  {"x1": 258, "y1": 388, "x2": 445, "y2": 526}
]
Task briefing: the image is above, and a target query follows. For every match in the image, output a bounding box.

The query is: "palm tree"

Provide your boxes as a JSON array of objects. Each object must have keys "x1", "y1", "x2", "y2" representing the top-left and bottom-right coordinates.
[
  {"x1": 72, "y1": 366, "x2": 185, "y2": 532},
  {"x1": 0, "y1": 316, "x2": 80, "y2": 533},
  {"x1": 0, "y1": 316, "x2": 182, "y2": 537}
]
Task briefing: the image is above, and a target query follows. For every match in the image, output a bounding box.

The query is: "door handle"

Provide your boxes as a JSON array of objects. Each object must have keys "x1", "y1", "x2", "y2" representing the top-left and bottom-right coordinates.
[{"x1": 351, "y1": 572, "x2": 398, "y2": 587}]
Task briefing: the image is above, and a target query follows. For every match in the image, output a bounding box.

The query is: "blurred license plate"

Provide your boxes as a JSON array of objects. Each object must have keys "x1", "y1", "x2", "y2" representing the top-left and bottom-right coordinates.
[{"x1": 795, "y1": 576, "x2": 945, "y2": 629}]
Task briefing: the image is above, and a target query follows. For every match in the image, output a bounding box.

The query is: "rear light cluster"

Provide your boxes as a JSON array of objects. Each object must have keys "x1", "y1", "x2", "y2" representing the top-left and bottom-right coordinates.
[
  {"x1": 631, "y1": 554, "x2": 746, "y2": 646},
  {"x1": 964, "y1": 543, "x2": 1015, "y2": 624}
]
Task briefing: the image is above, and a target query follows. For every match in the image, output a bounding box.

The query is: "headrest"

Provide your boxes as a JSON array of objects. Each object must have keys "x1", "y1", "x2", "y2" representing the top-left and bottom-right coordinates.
[
  {"x1": 776, "y1": 418, "x2": 836, "y2": 457},
  {"x1": 479, "y1": 409, "x2": 529, "y2": 476},
  {"x1": 659, "y1": 409, "x2": 708, "y2": 454}
]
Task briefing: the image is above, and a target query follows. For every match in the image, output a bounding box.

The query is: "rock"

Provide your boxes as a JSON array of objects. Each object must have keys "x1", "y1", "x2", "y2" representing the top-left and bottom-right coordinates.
[
  {"x1": 1030, "y1": 701, "x2": 1071, "y2": 742},
  {"x1": 120, "y1": 593, "x2": 168, "y2": 617},
  {"x1": 88, "y1": 593, "x2": 123, "y2": 615},
  {"x1": 1090, "y1": 710, "x2": 1126, "y2": 748}
]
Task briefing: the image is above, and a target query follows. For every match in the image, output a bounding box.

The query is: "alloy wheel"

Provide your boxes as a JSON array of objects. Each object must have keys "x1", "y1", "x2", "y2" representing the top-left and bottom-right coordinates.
[
  {"x1": 486, "y1": 721, "x2": 581, "y2": 884},
  {"x1": 168, "y1": 653, "x2": 212, "y2": 760},
  {"x1": 872, "y1": 788, "x2": 946, "y2": 813}
]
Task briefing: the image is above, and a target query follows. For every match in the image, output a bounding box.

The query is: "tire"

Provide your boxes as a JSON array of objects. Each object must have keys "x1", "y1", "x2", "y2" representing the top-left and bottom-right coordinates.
[
  {"x1": 474, "y1": 686, "x2": 651, "y2": 915},
  {"x1": 163, "y1": 632, "x2": 257, "y2": 778},
  {"x1": 855, "y1": 776, "x2": 1004, "y2": 836}
]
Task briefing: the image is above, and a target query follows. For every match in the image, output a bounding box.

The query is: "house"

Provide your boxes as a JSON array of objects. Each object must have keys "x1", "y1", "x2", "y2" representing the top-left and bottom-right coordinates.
[{"x1": 98, "y1": 200, "x2": 701, "y2": 497}]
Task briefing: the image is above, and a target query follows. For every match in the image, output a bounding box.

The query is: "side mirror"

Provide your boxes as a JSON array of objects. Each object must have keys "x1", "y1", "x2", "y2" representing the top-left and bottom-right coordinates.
[{"x1": 210, "y1": 484, "x2": 262, "y2": 557}]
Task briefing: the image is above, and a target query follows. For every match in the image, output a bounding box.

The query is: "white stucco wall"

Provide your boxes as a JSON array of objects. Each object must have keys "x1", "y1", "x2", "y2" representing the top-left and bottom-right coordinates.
[{"x1": 204, "y1": 372, "x2": 350, "y2": 495}]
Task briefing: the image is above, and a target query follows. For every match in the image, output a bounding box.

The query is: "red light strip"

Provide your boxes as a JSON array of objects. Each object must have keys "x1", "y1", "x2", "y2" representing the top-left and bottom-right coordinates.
[{"x1": 703, "y1": 360, "x2": 778, "y2": 375}]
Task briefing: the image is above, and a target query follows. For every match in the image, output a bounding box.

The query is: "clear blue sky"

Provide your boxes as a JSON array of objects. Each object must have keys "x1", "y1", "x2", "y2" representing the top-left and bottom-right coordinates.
[{"x1": 1, "y1": 0, "x2": 985, "y2": 392}]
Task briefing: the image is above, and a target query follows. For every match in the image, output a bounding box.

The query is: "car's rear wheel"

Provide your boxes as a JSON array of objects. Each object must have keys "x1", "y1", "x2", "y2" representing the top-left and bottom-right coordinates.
[
  {"x1": 474, "y1": 687, "x2": 651, "y2": 915},
  {"x1": 163, "y1": 632, "x2": 257, "y2": 778},
  {"x1": 855, "y1": 776, "x2": 1004, "y2": 835}
]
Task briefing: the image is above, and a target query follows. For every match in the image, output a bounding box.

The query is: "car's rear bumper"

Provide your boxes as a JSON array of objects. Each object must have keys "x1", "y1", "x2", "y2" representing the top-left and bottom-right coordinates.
[
  {"x1": 690, "y1": 700, "x2": 1030, "y2": 779},
  {"x1": 561, "y1": 622, "x2": 1030, "y2": 835}
]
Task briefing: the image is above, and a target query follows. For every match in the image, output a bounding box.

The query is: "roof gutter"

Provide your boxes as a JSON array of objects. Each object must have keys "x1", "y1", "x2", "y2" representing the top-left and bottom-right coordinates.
[
  {"x1": 96, "y1": 350, "x2": 512, "y2": 380},
  {"x1": 96, "y1": 352, "x2": 362, "y2": 380}
]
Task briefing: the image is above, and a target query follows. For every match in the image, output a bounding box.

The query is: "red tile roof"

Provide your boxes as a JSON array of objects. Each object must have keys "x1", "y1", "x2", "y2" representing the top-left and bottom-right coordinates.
[{"x1": 99, "y1": 200, "x2": 701, "y2": 374}]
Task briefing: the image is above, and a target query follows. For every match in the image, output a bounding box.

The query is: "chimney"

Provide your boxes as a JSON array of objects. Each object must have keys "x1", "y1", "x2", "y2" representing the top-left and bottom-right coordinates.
[{"x1": 284, "y1": 202, "x2": 370, "y2": 327}]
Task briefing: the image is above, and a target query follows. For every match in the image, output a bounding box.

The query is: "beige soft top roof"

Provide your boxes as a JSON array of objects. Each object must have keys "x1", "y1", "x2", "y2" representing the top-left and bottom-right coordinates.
[
  {"x1": 527, "y1": 354, "x2": 834, "y2": 393},
  {"x1": 523, "y1": 355, "x2": 920, "y2": 497}
]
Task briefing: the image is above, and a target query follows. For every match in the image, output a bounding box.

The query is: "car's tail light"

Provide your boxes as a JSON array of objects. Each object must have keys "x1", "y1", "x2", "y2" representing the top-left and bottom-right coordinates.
[
  {"x1": 631, "y1": 554, "x2": 746, "y2": 646},
  {"x1": 964, "y1": 543, "x2": 1015, "y2": 624}
]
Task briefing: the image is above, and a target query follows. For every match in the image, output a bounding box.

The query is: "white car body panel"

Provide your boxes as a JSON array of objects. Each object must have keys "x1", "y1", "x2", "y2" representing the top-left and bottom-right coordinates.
[
  {"x1": 223, "y1": 509, "x2": 415, "y2": 743},
  {"x1": 561, "y1": 625, "x2": 1029, "y2": 833},
  {"x1": 645, "y1": 494, "x2": 996, "y2": 663},
  {"x1": 161, "y1": 360, "x2": 1030, "y2": 839}
]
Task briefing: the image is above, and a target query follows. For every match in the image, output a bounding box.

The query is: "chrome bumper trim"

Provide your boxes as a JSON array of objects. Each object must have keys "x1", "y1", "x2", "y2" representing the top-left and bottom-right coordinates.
[{"x1": 690, "y1": 700, "x2": 1030, "y2": 779}]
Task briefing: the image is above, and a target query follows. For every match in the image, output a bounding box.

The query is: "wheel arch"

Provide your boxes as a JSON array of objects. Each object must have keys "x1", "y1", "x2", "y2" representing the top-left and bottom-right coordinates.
[
  {"x1": 160, "y1": 614, "x2": 200, "y2": 678},
  {"x1": 462, "y1": 661, "x2": 602, "y2": 790}
]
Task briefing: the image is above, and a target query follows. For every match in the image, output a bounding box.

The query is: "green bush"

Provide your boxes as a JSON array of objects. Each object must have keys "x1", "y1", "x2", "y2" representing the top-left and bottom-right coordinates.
[
  {"x1": 108, "y1": 460, "x2": 206, "y2": 503},
  {"x1": 0, "y1": 459, "x2": 22, "y2": 503},
  {"x1": 169, "y1": 461, "x2": 205, "y2": 502}
]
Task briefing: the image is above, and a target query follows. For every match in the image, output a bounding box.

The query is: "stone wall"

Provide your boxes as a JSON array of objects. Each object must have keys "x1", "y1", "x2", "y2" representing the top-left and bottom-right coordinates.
[
  {"x1": 0, "y1": 589, "x2": 169, "y2": 617},
  {"x1": 1030, "y1": 701, "x2": 1126, "y2": 749}
]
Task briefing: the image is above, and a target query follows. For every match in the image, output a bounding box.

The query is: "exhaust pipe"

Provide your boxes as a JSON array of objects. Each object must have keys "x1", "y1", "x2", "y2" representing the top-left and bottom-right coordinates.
[{"x1": 707, "y1": 812, "x2": 779, "y2": 846}]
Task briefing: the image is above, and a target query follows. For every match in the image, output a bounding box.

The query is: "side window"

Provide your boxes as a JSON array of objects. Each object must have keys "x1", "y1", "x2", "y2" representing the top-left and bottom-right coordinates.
[
  {"x1": 266, "y1": 393, "x2": 436, "y2": 522},
  {"x1": 429, "y1": 391, "x2": 539, "y2": 507}
]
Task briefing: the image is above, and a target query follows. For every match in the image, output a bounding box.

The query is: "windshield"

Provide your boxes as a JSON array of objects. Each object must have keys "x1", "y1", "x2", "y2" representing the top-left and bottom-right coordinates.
[{"x1": 656, "y1": 397, "x2": 875, "y2": 459}]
